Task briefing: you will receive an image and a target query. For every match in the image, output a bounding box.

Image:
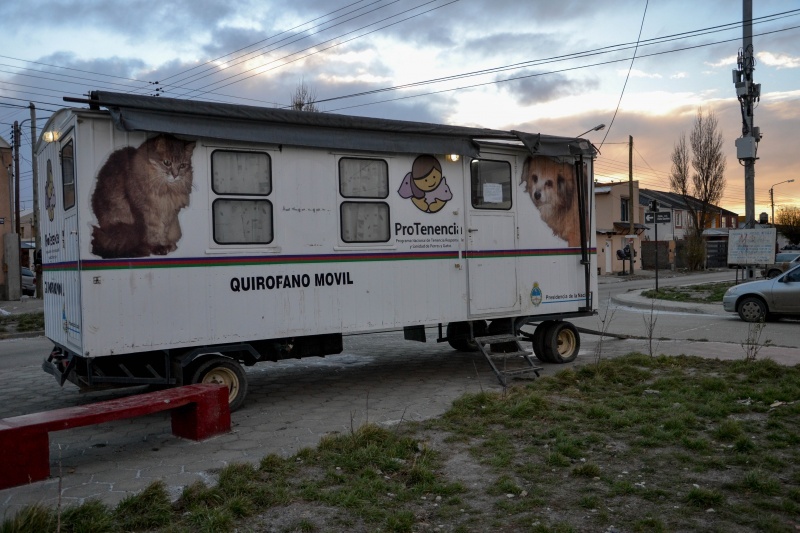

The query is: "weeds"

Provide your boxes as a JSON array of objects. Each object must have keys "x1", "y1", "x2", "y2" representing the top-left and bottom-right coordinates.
[
  {"x1": 642, "y1": 296, "x2": 659, "y2": 357},
  {"x1": 592, "y1": 305, "x2": 616, "y2": 366},
  {"x1": 741, "y1": 319, "x2": 769, "y2": 362},
  {"x1": 0, "y1": 312, "x2": 44, "y2": 335},
  {"x1": 4, "y1": 355, "x2": 800, "y2": 532},
  {"x1": 641, "y1": 281, "x2": 734, "y2": 303}
]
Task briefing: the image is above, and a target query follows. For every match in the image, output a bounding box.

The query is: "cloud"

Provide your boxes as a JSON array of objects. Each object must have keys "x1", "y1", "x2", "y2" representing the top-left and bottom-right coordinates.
[
  {"x1": 496, "y1": 71, "x2": 600, "y2": 106},
  {"x1": 620, "y1": 69, "x2": 663, "y2": 79},
  {"x1": 705, "y1": 55, "x2": 737, "y2": 69},
  {"x1": 757, "y1": 52, "x2": 800, "y2": 69}
]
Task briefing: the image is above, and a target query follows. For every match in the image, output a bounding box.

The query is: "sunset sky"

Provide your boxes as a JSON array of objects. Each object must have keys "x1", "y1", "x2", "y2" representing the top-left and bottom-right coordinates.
[{"x1": 1, "y1": 0, "x2": 798, "y2": 220}]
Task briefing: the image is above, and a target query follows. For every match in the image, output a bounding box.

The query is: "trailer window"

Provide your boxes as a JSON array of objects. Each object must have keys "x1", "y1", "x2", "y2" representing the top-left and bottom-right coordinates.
[
  {"x1": 470, "y1": 159, "x2": 511, "y2": 210},
  {"x1": 339, "y1": 158, "x2": 389, "y2": 198},
  {"x1": 211, "y1": 150, "x2": 271, "y2": 195},
  {"x1": 213, "y1": 199, "x2": 273, "y2": 244},
  {"x1": 340, "y1": 202, "x2": 390, "y2": 243},
  {"x1": 61, "y1": 140, "x2": 75, "y2": 210}
]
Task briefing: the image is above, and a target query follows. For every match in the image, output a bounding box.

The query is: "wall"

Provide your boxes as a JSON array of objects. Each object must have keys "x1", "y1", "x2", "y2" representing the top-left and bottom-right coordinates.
[
  {"x1": 595, "y1": 181, "x2": 642, "y2": 275},
  {"x1": 0, "y1": 138, "x2": 13, "y2": 298}
]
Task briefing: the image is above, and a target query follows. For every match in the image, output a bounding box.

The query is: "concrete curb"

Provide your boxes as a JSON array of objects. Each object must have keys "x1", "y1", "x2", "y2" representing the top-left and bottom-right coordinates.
[
  {"x1": 611, "y1": 290, "x2": 728, "y2": 316},
  {"x1": 0, "y1": 331, "x2": 45, "y2": 341}
]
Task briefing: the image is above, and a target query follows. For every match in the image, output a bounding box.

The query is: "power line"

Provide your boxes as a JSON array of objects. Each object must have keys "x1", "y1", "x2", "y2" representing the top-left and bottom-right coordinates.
[
  {"x1": 181, "y1": 0, "x2": 460, "y2": 100},
  {"x1": 325, "y1": 22, "x2": 800, "y2": 112},
  {"x1": 151, "y1": 0, "x2": 395, "y2": 93},
  {"x1": 598, "y1": 0, "x2": 648, "y2": 148}
]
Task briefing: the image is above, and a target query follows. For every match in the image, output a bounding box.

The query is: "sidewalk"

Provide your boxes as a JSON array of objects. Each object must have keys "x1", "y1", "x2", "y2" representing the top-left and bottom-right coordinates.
[{"x1": 0, "y1": 296, "x2": 44, "y2": 317}]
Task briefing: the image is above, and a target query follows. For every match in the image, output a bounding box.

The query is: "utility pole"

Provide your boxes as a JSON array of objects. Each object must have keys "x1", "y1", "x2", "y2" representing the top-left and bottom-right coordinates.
[
  {"x1": 30, "y1": 103, "x2": 41, "y2": 297},
  {"x1": 13, "y1": 121, "x2": 20, "y2": 236},
  {"x1": 733, "y1": 0, "x2": 761, "y2": 228},
  {"x1": 628, "y1": 135, "x2": 634, "y2": 275}
]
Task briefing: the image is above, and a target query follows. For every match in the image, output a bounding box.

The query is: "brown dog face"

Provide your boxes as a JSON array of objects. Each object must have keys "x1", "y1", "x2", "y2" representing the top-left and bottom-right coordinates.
[{"x1": 520, "y1": 156, "x2": 576, "y2": 217}]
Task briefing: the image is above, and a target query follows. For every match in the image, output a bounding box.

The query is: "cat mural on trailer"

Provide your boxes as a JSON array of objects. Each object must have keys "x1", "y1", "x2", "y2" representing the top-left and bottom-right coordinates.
[{"x1": 90, "y1": 134, "x2": 196, "y2": 258}]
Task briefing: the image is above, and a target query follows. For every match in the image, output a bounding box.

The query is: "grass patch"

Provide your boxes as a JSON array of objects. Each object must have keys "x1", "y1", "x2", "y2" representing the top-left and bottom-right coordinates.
[
  {"x1": 641, "y1": 281, "x2": 735, "y2": 303},
  {"x1": 0, "y1": 311, "x2": 44, "y2": 334},
  {"x1": 4, "y1": 354, "x2": 800, "y2": 532}
]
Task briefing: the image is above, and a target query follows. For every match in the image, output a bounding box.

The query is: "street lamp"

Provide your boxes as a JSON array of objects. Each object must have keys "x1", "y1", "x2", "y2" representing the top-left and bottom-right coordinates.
[
  {"x1": 575, "y1": 124, "x2": 606, "y2": 138},
  {"x1": 770, "y1": 179, "x2": 795, "y2": 224}
]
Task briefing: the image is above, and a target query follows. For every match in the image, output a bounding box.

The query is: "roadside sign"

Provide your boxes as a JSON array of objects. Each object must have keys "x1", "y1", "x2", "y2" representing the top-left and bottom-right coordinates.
[
  {"x1": 644, "y1": 212, "x2": 671, "y2": 224},
  {"x1": 727, "y1": 228, "x2": 777, "y2": 266}
]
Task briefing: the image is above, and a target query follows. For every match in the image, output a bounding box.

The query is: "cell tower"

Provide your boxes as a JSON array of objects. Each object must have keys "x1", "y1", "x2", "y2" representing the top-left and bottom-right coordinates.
[{"x1": 732, "y1": 0, "x2": 762, "y2": 227}]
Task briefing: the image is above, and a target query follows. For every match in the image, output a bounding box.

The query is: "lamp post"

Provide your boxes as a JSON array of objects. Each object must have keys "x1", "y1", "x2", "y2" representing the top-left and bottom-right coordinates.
[
  {"x1": 575, "y1": 124, "x2": 606, "y2": 138},
  {"x1": 770, "y1": 179, "x2": 795, "y2": 225}
]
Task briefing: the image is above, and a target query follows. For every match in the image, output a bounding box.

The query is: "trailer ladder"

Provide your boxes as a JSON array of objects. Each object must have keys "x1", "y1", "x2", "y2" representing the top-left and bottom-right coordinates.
[{"x1": 473, "y1": 334, "x2": 541, "y2": 387}]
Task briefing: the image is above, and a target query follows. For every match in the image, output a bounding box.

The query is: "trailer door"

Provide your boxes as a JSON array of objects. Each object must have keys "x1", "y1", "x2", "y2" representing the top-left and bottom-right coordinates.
[
  {"x1": 63, "y1": 211, "x2": 82, "y2": 347},
  {"x1": 465, "y1": 157, "x2": 519, "y2": 314}
]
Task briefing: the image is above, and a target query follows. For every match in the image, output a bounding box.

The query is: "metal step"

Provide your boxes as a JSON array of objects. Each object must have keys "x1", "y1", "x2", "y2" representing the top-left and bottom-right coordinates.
[
  {"x1": 474, "y1": 334, "x2": 525, "y2": 344},
  {"x1": 500, "y1": 368, "x2": 542, "y2": 378},
  {"x1": 486, "y1": 350, "x2": 531, "y2": 359},
  {"x1": 474, "y1": 334, "x2": 542, "y2": 386}
]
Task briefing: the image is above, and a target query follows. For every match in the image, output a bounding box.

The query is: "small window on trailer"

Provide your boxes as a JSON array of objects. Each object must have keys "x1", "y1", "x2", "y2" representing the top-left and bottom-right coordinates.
[
  {"x1": 338, "y1": 157, "x2": 390, "y2": 243},
  {"x1": 61, "y1": 140, "x2": 75, "y2": 210},
  {"x1": 470, "y1": 159, "x2": 512, "y2": 210},
  {"x1": 211, "y1": 150, "x2": 273, "y2": 244}
]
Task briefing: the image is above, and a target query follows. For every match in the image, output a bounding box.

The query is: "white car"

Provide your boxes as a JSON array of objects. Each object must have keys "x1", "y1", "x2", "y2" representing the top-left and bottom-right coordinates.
[
  {"x1": 21, "y1": 267, "x2": 36, "y2": 296},
  {"x1": 761, "y1": 252, "x2": 800, "y2": 279},
  {"x1": 723, "y1": 264, "x2": 800, "y2": 322}
]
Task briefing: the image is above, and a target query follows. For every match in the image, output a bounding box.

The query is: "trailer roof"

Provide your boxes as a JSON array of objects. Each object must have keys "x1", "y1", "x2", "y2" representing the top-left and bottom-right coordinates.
[{"x1": 72, "y1": 91, "x2": 595, "y2": 159}]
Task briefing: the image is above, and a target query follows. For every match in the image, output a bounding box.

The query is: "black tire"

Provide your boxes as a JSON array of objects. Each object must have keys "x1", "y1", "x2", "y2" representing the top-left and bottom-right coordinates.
[
  {"x1": 531, "y1": 320, "x2": 555, "y2": 363},
  {"x1": 446, "y1": 320, "x2": 487, "y2": 352},
  {"x1": 487, "y1": 318, "x2": 517, "y2": 353},
  {"x1": 543, "y1": 322, "x2": 581, "y2": 364},
  {"x1": 737, "y1": 296, "x2": 767, "y2": 323},
  {"x1": 766, "y1": 269, "x2": 782, "y2": 279},
  {"x1": 190, "y1": 357, "x2": 248, "y2": 412}
]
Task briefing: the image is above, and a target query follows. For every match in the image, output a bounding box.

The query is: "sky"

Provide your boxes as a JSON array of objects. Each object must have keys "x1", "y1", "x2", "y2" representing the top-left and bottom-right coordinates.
[{"x1": 1, "y1": 0, "x2": 799, "y2": 222}]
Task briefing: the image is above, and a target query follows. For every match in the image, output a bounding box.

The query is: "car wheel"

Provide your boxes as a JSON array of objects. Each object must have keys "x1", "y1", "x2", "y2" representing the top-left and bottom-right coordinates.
[
  {"x1": 543, "y1": 322, "x2": 581, "y2": 364},
  {"x1": 190, "y1": 357, "x2": 248, "y2": 411},
  {"x1": 486, "y1": 318, "x2": 518, "y2": 353},
  {"x1": 737, "y1": 296, "x2": 767, "y2": 323},
  {"x1": 531, "y1": 321, "x2": 555, "y2": 363},
  {"x1": 766, "y1": 269, "x2": 782, "y2": 279},
  {"x1": 446, "y1": 320, "x2": 487, "y2": 352}
]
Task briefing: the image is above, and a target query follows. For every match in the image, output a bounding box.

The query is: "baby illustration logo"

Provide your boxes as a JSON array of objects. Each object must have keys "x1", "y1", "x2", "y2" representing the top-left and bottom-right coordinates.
[
  {"x1": 45, "y1": 160, "x2": 56, "y2": 222},
  {"x1": 398, "y1": 154, "x2": 452, "y2": 213}
]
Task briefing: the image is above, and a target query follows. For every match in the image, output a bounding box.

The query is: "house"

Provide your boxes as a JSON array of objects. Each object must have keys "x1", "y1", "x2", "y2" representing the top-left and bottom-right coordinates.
[
  {"x1": 595, "y1": 180, "x2": 648, "y2": 275},
  {"x1": 637, "y1": 189, "x2": 739, "y2": 269},
  {"x1": 638, "y1": 189, "x2": 738, "y2": 241}
]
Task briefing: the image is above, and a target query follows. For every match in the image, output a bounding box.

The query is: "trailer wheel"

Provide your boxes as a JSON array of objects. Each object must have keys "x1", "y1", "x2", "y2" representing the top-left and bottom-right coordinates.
[
  {"x1": 487, "y1": 319, "x2": 518, "y2": 353},
  {"x1": 543, "y1": 322, "x2": 580, "y2": 364},
  {"x1": 531, "y1": 320, "x2": 555, "y2": 363},
  {"x1": 446, "y1": 320, "x2": 487, "y2": 352},
  {"x1": 191, "y1": 357, "x2": 248, "y2": 412}
]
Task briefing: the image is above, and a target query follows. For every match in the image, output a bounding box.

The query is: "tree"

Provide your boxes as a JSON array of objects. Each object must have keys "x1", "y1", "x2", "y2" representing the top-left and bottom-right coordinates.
[
  {"x1": 290, "y1": 80, "x2": 319, "y2": 112},
  {"x1": 776, "y1": 206, "x2": 800, "y2": 245},
  {"x1": 669, "y1": 108, "x2": 726, "y2": 269}
]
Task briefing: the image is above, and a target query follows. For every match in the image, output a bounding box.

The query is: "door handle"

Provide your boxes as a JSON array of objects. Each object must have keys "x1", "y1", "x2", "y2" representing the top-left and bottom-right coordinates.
[{"x1": 468, "y1": 228, "x2": 478, "y2": 233}]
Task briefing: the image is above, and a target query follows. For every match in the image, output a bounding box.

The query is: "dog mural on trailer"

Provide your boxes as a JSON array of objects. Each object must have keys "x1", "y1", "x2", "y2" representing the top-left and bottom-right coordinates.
[{"x1": 519, "y1": 155, "x2": 585, "y2": 248}]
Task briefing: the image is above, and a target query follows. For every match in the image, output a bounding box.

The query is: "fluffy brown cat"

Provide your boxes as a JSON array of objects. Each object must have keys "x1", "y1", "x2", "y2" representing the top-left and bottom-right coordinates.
[{"x1": 91, "y1": 134, "x2": 196, "y2": 258}]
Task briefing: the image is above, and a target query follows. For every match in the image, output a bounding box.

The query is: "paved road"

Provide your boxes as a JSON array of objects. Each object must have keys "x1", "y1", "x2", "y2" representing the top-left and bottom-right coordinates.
[{"x1": 2, "y1": 270, "x2": 799, "y2": 519}]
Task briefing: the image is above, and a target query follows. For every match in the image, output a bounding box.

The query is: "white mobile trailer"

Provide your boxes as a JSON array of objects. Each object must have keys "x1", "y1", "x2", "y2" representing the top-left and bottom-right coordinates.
[{"x1": 37, "y1": 91, "x2": 597, "y2": 410}]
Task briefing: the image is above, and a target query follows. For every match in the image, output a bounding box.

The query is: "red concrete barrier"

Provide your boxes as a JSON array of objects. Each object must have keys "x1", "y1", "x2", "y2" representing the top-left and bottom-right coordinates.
[{"x1": 0, "y1": 384, "x2": 230, "y2": 489}]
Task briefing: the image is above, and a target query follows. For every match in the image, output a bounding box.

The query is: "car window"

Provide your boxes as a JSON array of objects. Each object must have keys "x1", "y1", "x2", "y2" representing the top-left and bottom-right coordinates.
[
  {"x1": 21, "y1": 268, "x2": 33, "y2": 276},
  {"x1": 785, "y1": 268, "x2": 800, "y2": 283},
  {"x1": 776, "y1": 253, "x2": 800, "y2": 262}
]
